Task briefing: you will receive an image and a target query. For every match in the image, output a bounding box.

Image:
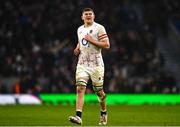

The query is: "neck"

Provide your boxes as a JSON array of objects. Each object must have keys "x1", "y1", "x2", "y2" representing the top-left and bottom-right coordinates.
[{"x1": 84, "y1": 22, "x2": 93, "y2": 27}]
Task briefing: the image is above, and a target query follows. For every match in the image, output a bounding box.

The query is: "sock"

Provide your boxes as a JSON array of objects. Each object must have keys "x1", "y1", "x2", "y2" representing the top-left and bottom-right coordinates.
[
  {"x1": 76, "y1": 111, "x2": 82, "y2": 118},
  {"x1": 101, "y1": 110, "x2": 107, "y2": 116}
]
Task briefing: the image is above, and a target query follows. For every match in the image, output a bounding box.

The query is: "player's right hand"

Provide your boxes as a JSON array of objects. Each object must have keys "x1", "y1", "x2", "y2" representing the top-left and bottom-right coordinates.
[{"x1": 74, "y1": 48, "x2": 80, "y2": 56}]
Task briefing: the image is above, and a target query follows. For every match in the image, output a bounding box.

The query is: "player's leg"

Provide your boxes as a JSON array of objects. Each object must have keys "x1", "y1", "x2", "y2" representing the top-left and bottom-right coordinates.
[
  {"x1": 76, "y1": 81, "x2": 87, "y2": 118},
  {"x1": 96, "y1": 89, "x2": 106, "y2": 111},
  {"x1": 69, "y1": 66, "x2": 89, "y2": 125},
  {"x1": 91, "y1": 67, "x2": 107, "y2": 125},
  {"x1": 96, "y1": 89, "x2": 107, "y2": 125},
  {"x1": 93, "y1": 86, "x2": 107, "y2": 125},
  {"x1": 69, "y1": 84, "x2": 87, "y2": 125}
]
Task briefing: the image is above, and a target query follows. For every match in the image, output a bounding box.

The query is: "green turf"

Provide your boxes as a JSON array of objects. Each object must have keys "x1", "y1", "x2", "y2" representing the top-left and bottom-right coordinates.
[{"x1": 0, "y1": 104, "x2": 179, "y2": 126}]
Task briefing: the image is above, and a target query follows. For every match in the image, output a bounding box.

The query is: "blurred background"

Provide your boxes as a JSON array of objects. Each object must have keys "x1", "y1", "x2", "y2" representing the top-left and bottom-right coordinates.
[{"x1": 0, "y1": 0, "x2": 180, "y2": 95}]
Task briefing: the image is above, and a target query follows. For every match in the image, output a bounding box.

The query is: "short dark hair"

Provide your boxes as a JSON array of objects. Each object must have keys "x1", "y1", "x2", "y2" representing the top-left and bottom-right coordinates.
[{"x1": 82, "y1": 8, "x2": 94, "y2": 13}]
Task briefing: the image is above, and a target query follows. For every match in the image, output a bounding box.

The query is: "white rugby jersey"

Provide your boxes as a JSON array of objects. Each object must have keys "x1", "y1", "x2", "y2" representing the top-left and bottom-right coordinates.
[{"x1": 77, "y1": 22, "x2": 108, "y2": 67}]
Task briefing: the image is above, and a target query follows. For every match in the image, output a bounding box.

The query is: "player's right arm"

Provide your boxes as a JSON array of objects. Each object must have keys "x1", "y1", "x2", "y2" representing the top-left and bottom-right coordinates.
[{"x1": 74, "y1": 42, "x2": 80, "y2": 56}]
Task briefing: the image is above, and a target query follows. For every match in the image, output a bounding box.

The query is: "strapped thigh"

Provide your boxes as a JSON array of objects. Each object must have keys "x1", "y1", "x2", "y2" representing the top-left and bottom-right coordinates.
[
  {"x1": 76, "y1": 77, "x2": 88, "y2": 86},
  {"x1": 76, "y1": 65, "x2": 89, "y2": 86},
  {"x1": 93, "y1": 85, "x2": 103, "y2": 92}
]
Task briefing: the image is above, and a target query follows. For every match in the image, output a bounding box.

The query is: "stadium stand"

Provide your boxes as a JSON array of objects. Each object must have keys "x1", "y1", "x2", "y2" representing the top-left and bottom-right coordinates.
[{"x1": 0, "y1": 0, "x2": 179, "y2": 94}]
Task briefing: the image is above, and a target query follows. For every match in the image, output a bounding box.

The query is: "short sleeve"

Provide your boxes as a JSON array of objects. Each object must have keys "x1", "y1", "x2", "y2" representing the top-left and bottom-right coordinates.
[{"x1": 98, "y1": 25, "x2": 108, "y2": 41}]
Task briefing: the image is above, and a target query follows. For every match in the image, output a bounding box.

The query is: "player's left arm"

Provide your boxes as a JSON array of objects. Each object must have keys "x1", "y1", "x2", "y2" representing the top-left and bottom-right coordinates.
[{"x1": 84, "y1": 26, "x2": 110, "y2": 49}]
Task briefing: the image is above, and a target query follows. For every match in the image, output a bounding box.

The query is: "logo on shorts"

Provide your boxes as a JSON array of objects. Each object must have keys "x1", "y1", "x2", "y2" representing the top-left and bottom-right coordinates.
[{"x1": 99, "y1": 76, "x2": 104, "y2": 80}]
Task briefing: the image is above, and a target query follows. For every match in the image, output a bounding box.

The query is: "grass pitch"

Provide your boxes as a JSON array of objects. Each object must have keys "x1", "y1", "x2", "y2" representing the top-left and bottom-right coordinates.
[{"x1": 0, "y1": 104, "x2": 179, "y2": 126}]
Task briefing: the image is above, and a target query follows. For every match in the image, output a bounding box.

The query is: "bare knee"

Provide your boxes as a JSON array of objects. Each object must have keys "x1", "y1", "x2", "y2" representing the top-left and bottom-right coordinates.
[
  {"x1": 96, "y1": 90, "x2": 106, "y2": 102},
  {"x1": 76, "y1": 85, "x2": 86, "y2": 94}
]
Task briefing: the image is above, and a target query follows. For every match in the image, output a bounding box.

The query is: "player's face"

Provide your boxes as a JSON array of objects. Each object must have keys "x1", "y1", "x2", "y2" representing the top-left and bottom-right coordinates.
[{"x1": 82, "y1": 11, "x2": 95, "y2": 24}]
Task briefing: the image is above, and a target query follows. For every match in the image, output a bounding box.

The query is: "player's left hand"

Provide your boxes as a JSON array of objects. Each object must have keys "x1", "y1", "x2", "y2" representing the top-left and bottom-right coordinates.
[{"x1": 84, "y1": 34, "x2": 94, "y2": 43}]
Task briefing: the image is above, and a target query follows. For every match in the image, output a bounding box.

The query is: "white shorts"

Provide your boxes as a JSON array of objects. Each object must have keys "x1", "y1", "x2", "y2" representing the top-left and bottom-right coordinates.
[{"x1": 76, "y1": 65, "x2": 104, "y2": 87}]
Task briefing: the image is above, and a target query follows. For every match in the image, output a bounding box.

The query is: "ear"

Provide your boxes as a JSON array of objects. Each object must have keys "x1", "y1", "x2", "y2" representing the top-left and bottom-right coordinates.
[{"x1": 81, "y1": 15, "x2": 84, "y2": 21}]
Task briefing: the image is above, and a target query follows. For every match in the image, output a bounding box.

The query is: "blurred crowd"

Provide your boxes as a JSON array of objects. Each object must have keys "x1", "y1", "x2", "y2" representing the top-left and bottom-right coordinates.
[
  {"x1": 0, "y1": 0, "x2": 179, "y2": 94},
  {"x1": 165, "y1": 0, "x2": 180, "y2": 32}
]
